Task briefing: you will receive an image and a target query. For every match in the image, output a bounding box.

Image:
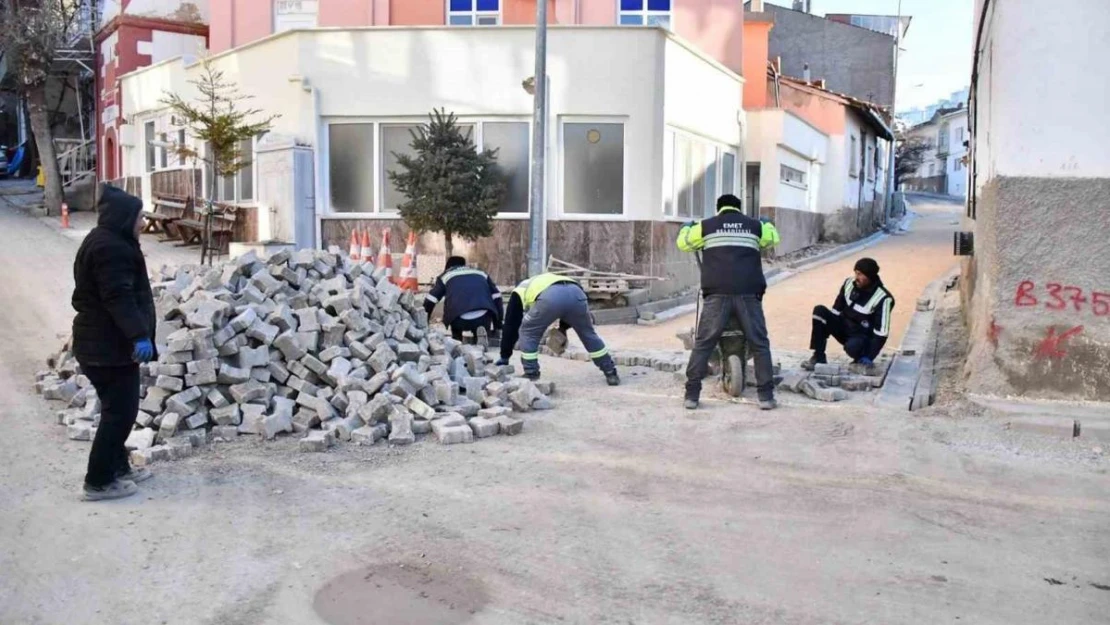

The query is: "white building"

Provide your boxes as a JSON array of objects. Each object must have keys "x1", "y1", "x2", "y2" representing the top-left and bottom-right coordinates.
[
  {"x1": 962, "y1": 0, "x2": 1110, "y2": 401},
  {"x1": 900, "y1": 106, "x2": 967, "y2": 198},
  {"x1": 118, "y1": 26, "x2": 744, "y2": 291}
]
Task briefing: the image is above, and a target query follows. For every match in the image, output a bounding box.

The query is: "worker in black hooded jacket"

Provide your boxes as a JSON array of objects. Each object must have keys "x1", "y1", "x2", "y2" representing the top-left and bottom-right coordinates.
[
  {"x1": 802, "y1": 257, "x2": 895, "y2": 371},
  {"x1": 71, "y1": 185, "x2": 158, "y2": 501},
  {"x1": 423, "y1": 256, "x2": 503, "y2": 345}
]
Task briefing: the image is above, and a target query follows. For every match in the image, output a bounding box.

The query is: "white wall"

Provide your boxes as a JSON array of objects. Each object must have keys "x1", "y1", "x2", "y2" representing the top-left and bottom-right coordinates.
[
  {"x1": 150, "y1": 31, "x2": 207, "y2": 65},
  {"x1": 120, "y1": 27, "x2": 741, "y2": 231},
  {"x1": 976, "y1": 0, "x2": 1110, "y2": 181},
  {"x1": 746, "y1": 109, "x2": 828, "y2": 213}
]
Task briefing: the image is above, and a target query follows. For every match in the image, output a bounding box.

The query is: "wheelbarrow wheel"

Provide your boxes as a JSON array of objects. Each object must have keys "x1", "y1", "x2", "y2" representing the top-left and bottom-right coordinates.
[{"x1": 722, "y1": 354, "x2": 745, "y2": 397}]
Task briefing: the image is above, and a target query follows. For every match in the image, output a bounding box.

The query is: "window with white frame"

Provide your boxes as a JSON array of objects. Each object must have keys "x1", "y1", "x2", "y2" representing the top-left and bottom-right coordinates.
[
  {"x1": 664, "y1": 129, "x2": 738, "y2": 219},
  {"x1": 563, "y1": 121, "x2": 624, "y2": 216},
  {"x1": 447, "y1": 0, "x2": 500, "y2": 26},
  {"x1": 204, "y1": 137, "x2": 257, "y2": 204},
  {"x1": 849, "y1": 135, "x2": 858, "y2": 177},
  {"x1": 780, "y1": 164, "x2": 807, "y2": 188},
  {"x1": 618, "y1": 0, "x2": 672, "y2": 28},
  {"x1": 144, "y1": 121, "x2": 155, "y2": 173},
  {"x1": 176, "y1": 128, "x2": 187, "y2": 166},
  {"x1": 327, "y1": 119, "x2": 530, "y2": 214}
]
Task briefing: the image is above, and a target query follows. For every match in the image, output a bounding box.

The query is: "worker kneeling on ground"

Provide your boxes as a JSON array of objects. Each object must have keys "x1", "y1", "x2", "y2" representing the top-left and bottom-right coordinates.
[
  {"x1": 423, "y1": 256, "x2": 503, "y2": 347},
  {"x1": 678, "y1": 194, "x2": 780, "y2": 411},
  {"x1": 802, "y1": 257, "x2": 895, "y2": 371},
  {"x1": 71, "y1": 186, "x2": 158, "y2": 501},
  {"x1": 497, "y1": 273, "x2": 620, "y2": 386}
]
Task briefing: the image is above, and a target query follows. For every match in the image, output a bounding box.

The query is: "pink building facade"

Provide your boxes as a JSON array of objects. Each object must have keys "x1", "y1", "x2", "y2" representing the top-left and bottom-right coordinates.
[{"x1": 211, "y1": 0, "x2": 742, "y2": 73}]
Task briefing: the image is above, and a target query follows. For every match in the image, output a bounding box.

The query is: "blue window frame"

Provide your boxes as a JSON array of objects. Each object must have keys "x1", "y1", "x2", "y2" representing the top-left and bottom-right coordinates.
[
  {"x1": 448, "y1": 0, "x2": 500, "y2": 26},
  {"x1": 618, "y1": 0, "x2": 672, "y2": 28}
]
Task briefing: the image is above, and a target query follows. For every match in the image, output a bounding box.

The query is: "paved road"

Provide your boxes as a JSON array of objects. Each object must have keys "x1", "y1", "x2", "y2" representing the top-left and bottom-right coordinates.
[
  {"x1": 1, "y1": 196, "x2": 1107, "y2": 625},
  {"x1": 601, "y1": 198, "x2": 963, "y2": 355}
]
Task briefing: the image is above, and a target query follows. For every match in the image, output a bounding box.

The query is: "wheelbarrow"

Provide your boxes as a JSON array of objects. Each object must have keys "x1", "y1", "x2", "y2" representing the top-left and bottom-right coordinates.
[{"x1": 686, "y1": 251, "x2": 749, "y2": 397}]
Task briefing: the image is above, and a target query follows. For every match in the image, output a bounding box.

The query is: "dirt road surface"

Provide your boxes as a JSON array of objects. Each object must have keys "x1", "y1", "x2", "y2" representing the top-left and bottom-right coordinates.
[
  {"x1": 1, "y1": 194, "x2": 1107, "y2": 624},
  {"x1": 601, "y1": 198, "x2": 964, "y2": 355}
]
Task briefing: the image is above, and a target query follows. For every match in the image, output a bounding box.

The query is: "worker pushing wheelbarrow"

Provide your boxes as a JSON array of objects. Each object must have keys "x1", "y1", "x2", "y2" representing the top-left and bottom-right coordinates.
[{"x1": 676, "y1": 195, "x2": 780, "y2": 411}]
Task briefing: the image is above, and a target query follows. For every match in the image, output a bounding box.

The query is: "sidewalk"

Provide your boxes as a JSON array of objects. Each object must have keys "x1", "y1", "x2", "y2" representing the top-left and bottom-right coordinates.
[{"x1": 594, "y1": 199, "x2": 963, "y2": 356}]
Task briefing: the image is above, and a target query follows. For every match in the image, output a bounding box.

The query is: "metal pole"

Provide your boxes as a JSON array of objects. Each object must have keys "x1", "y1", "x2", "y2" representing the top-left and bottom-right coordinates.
[
  {"x1": 527, "y1": 0, "x2": 548, "y2": 277},
  {"x1": 886, "y1": 0, "x2": 902, "y2": 222}
]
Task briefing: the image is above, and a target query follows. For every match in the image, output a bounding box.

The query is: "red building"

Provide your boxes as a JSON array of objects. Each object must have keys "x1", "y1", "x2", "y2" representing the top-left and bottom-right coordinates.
[{"x1": 95, "y1": 1, "x2": 208, "y2": 182}]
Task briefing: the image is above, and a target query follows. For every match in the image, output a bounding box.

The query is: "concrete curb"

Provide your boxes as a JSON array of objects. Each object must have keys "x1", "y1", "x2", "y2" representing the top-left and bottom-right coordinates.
[
  {"x1": 968, "y1": 394, "x2": 1110, "y2": 441},
  {"x1": 873, "y1": 267, "x2": 958, "y2": 411}
]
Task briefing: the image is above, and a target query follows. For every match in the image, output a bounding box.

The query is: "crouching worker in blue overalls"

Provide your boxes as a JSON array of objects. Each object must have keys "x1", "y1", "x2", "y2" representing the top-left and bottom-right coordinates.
[{"x1": 496, "y1": 273, "x2": 621, "y2": 386}]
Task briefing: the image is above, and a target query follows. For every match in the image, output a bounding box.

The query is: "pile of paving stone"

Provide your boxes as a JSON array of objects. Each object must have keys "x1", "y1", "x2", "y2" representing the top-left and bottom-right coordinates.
[
  {"x1": 35, "y1": 249, "x2": 557, "y2": 464},
  {"x1": 776, "y1": 361, "x2": 886, "y2": 402}
]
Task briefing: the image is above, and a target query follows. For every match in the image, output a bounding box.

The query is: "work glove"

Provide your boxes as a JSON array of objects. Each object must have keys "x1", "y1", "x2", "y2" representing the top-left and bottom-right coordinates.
[
  {"x1": 495, "y1": 356, "x2": 510, "y2": 367},
  {"x1": 132, "y1": 338, "x2": 155, "y2": 363},
  {"x1": 858, "y1": 356, "x2": 873, "y2": 366}
]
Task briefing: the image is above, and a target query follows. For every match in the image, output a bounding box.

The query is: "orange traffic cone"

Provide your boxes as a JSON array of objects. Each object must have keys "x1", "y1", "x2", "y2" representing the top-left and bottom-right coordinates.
[
  {"x1": 348, "y1": 228, "x2": 360, "y2": 260},
  {"x1": 359, "y1": 228, "x2": 374, "y2": 263},
  {"x1": 396, "y1": 231, "x2": 419, "y2": 291},
  {"x1": 376, "y1": 228, "x2": 393, "y2": 281}
]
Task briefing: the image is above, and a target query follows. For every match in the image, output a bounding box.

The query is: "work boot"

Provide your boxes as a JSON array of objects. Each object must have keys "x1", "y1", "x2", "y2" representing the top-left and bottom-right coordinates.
[
  {"x1": 683, "y1": 390, "x2": 699, "y2": 410},
  {"x1": 605, "y1": 370, "x2": 621, "y2": 387},
  {"x1": 523, "y1": 370, "x2": 541, "y2": 381},
  {"x1": 800, "y1": 353, "x2": 827, "y2": 371},
  {"x1": 758, "y1": 398, "x2": 778, "y2": 411},
  {"x1": 117, "y1": 466, "x2": 153, "y2": 484},
  {"x1": 83, "y1": 479, "x2": 137, "y2": 502}
]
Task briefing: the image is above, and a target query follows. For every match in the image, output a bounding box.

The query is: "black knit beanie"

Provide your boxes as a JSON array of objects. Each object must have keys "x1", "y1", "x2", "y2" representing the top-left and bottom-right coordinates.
[{"x1": 854, "y1": 257, "x2": 880, "y2": 281}]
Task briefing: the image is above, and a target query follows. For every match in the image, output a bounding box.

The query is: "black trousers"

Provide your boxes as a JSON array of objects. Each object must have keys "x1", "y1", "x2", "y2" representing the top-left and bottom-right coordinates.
[
  {"x1": 449, "y1": 312, "x2": 495, "y2": 342},
  {"x1": 685, "y1": 294, "x2": 775, "y2": 401},
  {"x1": 810, "y1": 305, "x2": 868, "y2": 359},
  {"x1": 83, "y1": 364, "x2": 140, "y2": 487}
]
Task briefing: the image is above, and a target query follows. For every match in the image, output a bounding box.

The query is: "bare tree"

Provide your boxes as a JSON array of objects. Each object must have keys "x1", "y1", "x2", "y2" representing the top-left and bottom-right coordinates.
[
  {"x1": 0, "y1": 0, "x2": 81, "y2": 215},
  {"x1": 894, "y1": 135, "x2": 931, "y2": 188},
  {"x1": 160, "y1": 59, "x2": 277, "y2": 264}
]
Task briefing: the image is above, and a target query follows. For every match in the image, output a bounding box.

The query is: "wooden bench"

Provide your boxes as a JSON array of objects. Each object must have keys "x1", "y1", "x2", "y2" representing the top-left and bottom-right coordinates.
[
  {"x1": 143, "y1": 194, "x2": 190, "y2": 241},
  {"x1": 176, "y1": 201, "x2": 239, "y2": 263}
]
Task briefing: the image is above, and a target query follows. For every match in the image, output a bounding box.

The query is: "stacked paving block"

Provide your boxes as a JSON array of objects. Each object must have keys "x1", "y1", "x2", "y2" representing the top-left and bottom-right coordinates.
[{"x1": 36, "y1": 249, "x2": 556, "y2": 463}]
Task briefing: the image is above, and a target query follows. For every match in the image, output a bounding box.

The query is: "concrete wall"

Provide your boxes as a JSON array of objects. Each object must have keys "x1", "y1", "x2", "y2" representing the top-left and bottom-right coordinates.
[
  {"x1": 754, "y1": 3, "x2": 895, "y2": 107},
  {"x1": 963, "y1": 0, "x2": 1110, "y2": 401}
]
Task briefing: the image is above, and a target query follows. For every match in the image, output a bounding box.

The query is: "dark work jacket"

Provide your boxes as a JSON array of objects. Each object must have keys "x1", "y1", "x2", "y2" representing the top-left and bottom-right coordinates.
[
  {"x1": 831, "y1": 277, "x2": 896, "y2": 360},
  {"x1": 71, "y1": 186, "x2": 158, "y2": 367},
  {"x1": 422, "y1": 266, "x2": 504, "y2": 327},
  {"x1": 678, "y1": 208, "x2": 773, "y2": 296}
]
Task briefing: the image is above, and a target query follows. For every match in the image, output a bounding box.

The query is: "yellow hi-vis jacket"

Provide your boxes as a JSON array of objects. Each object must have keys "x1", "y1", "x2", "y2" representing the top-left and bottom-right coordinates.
[{"x1": 512, "y1": 273, "x2": 579, "y2": 309}]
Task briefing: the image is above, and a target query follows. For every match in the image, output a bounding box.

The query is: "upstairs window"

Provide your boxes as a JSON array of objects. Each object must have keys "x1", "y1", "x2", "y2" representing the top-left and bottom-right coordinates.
[
  {"x1": 448, "y1": 0, "x2": 500, "y2": 26},
  {"x1": 618, "y1": 0, "x2": 672, "y2": 29}
]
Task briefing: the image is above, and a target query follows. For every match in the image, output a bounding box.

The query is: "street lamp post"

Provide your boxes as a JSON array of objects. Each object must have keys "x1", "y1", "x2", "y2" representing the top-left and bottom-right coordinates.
[{"x1": 527, "y1": 0, "x2": 548, "y2": 277}]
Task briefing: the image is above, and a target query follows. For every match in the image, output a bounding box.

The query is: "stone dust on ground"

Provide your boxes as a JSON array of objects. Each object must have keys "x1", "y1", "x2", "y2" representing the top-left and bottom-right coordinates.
[{"x1": 2, "y1": 195, "x2": 1108, "y2": 625}]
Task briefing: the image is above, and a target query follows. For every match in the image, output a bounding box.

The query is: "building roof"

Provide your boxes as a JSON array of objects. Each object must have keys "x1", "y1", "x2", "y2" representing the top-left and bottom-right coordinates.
[{"x1": 777, "y1": 74, "x2": 894, "y2": 141}]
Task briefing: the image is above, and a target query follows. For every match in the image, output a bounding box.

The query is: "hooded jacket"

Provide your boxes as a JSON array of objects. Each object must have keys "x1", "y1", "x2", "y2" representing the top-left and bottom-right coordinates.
[{"x1": 71, "y1": 186, "x2": 158, "y2": 367}]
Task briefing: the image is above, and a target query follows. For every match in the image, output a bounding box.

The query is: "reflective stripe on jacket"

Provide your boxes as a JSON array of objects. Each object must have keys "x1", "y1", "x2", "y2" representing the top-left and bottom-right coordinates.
[{"x1": 676, "y1": 207, "x2": 779, "y2": 295}]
